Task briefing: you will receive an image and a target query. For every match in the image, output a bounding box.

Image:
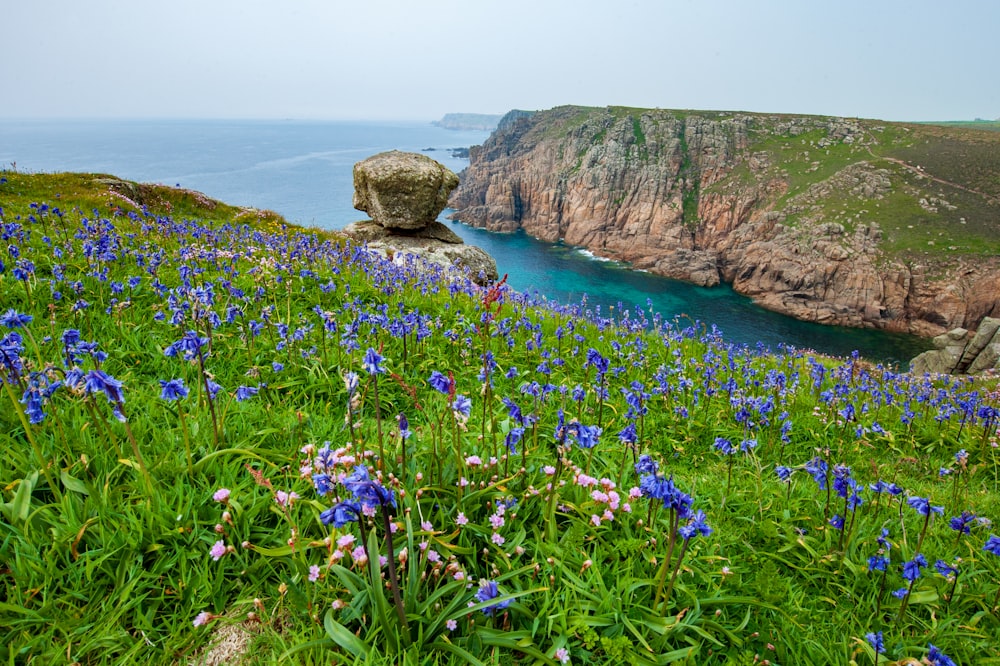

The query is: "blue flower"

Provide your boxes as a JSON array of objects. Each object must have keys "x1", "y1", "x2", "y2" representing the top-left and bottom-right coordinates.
[
  {"x1": 362, "y1": 347, "x2": 386, "y2": 375},
  {"x1": 949, "y1": 511, "x2": 976, "y2": 535},
  {"x1": 867, "y1": 554, "x2": 888, "y2": 572},
  {"x1": 474, "y1": 579, "x2": 512, "y2": 616},
  {"x1": 320, "y1": 500, "x2": 362, "y2": 528},
  {"x1": 926, "y1": 644, "x2": 957, "y2": 666},
  {"x1": 234, "y1": 385, "x2": 259, "y2": 401},
  {"x1": 84, "y1": 369, "x2": 125, "y2": 404},
  {"x1": 677, "y1": 510, "x2": 712, "y2": 540},
  {"x1": 902, "y1": 554, "x2": 927, "y2": 582},
  {"x1": 865, "y1": 631, "x2": 884, "y2": 654},
  {"x1": 159, "y1": 378, "x2": 188, "y2": 401},
  {"x1": 398, "y1": 413, "x2": 411, "y2": 440},
  {"x1": 906, "y1": 496, "x2": 943, "y2": 517},
  {"x1": 428, "y1": 370, "x2": 452, "y2": 394},
  {"x1": 634, "y1": 454, "x2": 659, "y2": 476},
  {"x1": 828, "y1": 514, "x2": 845, "y2": 530},
  {"x1": 934, "y1": 559, "x2": 958, "y2": 579},
  {"x1": 891, "y1": 587, "x2": 909, "y2": 599},
  {"x1": 313, "y1": 473, "x2": 334, "y2": 496},
  {"x1": 713, "y1": 437, "x2": 734, "y2": 456},
  {"x1": 452, "y1": 394, "x2": 472, "y2": 419},
  {"x1": 164, "y1": 330, "x2": 209, "y2": 360},
  {"x1": 0, "y1": 309, "x2": 32, "y2": 328},
  {"x1": 775, "y1": 465, "x2": 793, "y2": 481},
  {"x1": 505, "y1": 427, "x2": 524, "y2": 454},
  {"x1": 983, "y1": 534, "x2": 1000, "y2": 557}
]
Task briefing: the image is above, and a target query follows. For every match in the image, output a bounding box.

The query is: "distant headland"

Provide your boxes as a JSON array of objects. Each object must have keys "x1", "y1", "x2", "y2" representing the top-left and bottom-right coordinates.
[{"x1": 432, "y1": 113, "x2": 503, "y2": 132}]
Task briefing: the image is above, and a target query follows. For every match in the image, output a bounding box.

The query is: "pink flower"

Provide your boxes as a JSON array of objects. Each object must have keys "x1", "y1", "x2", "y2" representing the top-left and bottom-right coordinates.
[
  {"x1": 489, "y1": 514, "x2": 505, "y2": 529},
  {"x1": 465, "y1": 455, "x2": 482, "y2": 466},
  {"x1": 575, "y1": 473, "x2": 598, "y2": 487},
  {"x1": 456, "y1": 512, "x2": 469, "y2": 526},
  {"x1": 274, "y1": 490, "x2": 299, "y2": 507},
  {"x1": 421, "y1": 520, "x2": 433, "y2": 531},
  {"x1": 192, "y1": 611, "x2": 212, "y2": 627},
  {"x1": 491, "y1": 532, "x2": 506, "y2": 545},
  {"x1": 555, "y1": 647, "x2": 570, "y2": 664},
  {"x1": 308, "y1": 565, "x2": 320, "y2": 582},
  {"x1": 446, "y1": 619, "x2": 458, "y2": 631},
  {"x1": 543, "y1": 465, "x2": 556, "y2": 475},
  {"x1": 210, "y1": 540, "x2": 227, "y2": 561},
  {"x1": 213, "y1": 488, "x2": 231, "y2": 503},
  {"x1": 427, "y1": 550, "x2": 441, "y2": 563},
  {"x1": 337, "y1": 534, "x2": 356, "y2": 549},
  {"x1": 590, "y1": 514, "x2": 601, "y2": 527},
  {"x1": 351, "y1": 546, "x2": 368, "y2": 565}
]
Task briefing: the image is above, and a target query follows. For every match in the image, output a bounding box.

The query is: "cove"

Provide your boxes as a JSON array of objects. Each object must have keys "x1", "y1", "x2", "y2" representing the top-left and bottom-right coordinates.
[{"x1": 445, "y1": 220, "x2": 931, "y2": 365}]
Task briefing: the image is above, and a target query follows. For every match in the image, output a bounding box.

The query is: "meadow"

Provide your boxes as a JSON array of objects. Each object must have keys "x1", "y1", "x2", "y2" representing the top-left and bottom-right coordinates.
[{"x1": 2, "y1": 172, "x2": 999, "y2": 665}]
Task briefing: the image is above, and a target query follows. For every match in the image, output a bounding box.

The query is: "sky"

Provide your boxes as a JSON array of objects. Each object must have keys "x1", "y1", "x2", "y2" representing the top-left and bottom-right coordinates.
[{"x1": 4, "y1": 0, "x2": 998, "y2": 123}]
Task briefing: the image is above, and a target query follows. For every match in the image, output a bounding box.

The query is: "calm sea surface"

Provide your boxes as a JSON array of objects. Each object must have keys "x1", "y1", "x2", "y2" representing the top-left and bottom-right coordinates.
[{"x1": 0, "y1": 118, "x2": 930, "y2": 363}]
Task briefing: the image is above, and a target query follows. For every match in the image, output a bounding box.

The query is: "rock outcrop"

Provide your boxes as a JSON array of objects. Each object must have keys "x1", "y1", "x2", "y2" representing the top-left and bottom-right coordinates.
[
  {"x1": 344, "y1": 151, "x2": 498, "y2": 285},
  {"x1": 910, "y1": 317, "x2": 1000, "y2": 375},
  {"x1": 449, "y1": 106, "x2": 1000, "y2": 336}
]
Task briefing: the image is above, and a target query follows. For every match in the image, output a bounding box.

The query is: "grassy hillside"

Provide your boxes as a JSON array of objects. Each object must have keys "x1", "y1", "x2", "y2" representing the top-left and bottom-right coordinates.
[{"x1": 2, "y1": 172, "x2": 1000, "y2": 665}]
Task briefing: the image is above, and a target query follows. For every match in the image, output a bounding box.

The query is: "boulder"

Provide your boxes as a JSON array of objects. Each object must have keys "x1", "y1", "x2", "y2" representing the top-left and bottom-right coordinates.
[
  {"x1": 342, "y1": 220, "x2": 498, "y2": 285},
  {"x1": 909, "y1": 318, "x2": 1000, "y2": 375},
  {"x1": 353, "y1": 151, "x2": 459, "y2": 231}
]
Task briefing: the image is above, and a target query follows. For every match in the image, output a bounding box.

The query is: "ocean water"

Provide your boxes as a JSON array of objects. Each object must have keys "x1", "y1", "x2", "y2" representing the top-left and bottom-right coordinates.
[{"x1": 0, "y1": 118, "x2": 930, "y2": 363}]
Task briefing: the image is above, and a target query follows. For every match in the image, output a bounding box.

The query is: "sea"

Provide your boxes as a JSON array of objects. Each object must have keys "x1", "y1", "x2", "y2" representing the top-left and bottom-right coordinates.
[{"x1": 0, "y1": 118, "x2": 930, "y2": 364}]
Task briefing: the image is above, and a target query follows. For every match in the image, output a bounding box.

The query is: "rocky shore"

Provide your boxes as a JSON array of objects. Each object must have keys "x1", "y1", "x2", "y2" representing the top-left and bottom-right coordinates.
[{"x1": 449, "y1": 106, "x2": 1000, "y2": 338}]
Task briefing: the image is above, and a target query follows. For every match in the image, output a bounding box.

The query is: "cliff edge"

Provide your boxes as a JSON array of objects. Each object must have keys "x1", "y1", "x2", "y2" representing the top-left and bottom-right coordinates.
[{"x1": 449, "y1": 106, "x2": 1000, "y2": 336}]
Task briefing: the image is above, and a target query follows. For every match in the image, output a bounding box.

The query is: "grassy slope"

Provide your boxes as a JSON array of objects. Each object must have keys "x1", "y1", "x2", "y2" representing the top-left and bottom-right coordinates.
[{"x1": 2, "y1": 172, "x2": 1000, "y2": 665}]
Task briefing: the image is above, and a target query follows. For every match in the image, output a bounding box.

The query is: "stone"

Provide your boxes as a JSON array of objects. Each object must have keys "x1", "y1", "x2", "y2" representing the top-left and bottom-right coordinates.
[
  {"x1": 341, "y1": 220, "x2": 498, "y2": 286},
  {"x1": 353, "y1": 151, "x2": 459, "y2": 231}
]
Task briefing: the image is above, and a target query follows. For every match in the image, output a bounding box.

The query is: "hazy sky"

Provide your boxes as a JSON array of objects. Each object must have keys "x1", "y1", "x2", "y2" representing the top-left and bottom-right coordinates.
[{"x1": 4, "y1": 0, "x2": 998, "y2": 122}]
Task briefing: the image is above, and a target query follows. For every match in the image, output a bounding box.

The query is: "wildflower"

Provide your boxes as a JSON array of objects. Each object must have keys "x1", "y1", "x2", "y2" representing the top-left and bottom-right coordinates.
[
  {"x1": 739, "y1": 438, "x2": 757, "y2": 453},
  {"x1": 308, "y1": 565, "x2": 321, "y2": 582},
  {"x1": 210, "y1": 540, "x2": 227, "y2": 561},
  {"x1": 891, "y1": 587, "x2": 908, "y2": 599},
  {"x1": 159, "y1": 378, "x2": 188, "y2": 401},
  {"x1": 362, "y1": 347, "x2": 386, "y2": 374},
  {"x1": 0, "y1": 309, "x2": 32, "y2": 328},
  {"x1": 867, "y1": 554, "x2": 888, "y2": 572},
  {"x1": 934, "y1": 559, "x2": 958, "y2": 580},
  {"x1": 83, "y1": 369, "x2": 125, "y2": 404},
  {"x1": 234, "y1": 384, "x2": 259, "y2": 401},
  {"x1": 949, "y1": 511, "x2": 976, "y2": 535},
  {"x1": 320, "y1": 500, "x2": 362, "y2": 528},
  {"x1": 634, "y1": 454, "x2": 658, "y2": 475},
  {"x1": 474, "y1": 579, "x2": 512, "y2": 616},
  {"x1": 713, "y1": 437, "x2": 734, "y2": 456},
  {"x1": 775, "y1": 465, "x2": 793, "y2": 481},
  {"x1": 505, "y1": 426, "x2": 524, "y2": 454},
  {"x1": 902, "y1": 554, "x2": 927, "y2": 582},
  {"x1": 452, "y1": 394, "x2": 472, "y2": 419},
  {"x1": 828, "y1": 514, "x2": 845, "y2": 530},
  {"x1": 865, "y1": 631, "x2": 884, "y2": 654},
  {"x1": 677, "y1": 510, "x2": 712, "y2": 540},
  {"x1": 213, "y1": 488, "x2": 231, "y2": 503},
  {"x1": 445, "y1": 619, "x2": 458, "y2": 631},
  {"x1": 428, "y1": 370, "x2": 452, "y2": 394},
  {"x1": 274, "y1": 490, "x2": 299, "y2": 507},
  {"x1": 192, "y1": 611, "x2": 213, "y2": 627},
  {"x1": 164, "y1": 330, "x2": 209, "y2": 360},
  {"x1": 926, "y1": 644, "x2": 957, "y2": 666},
  {"x1": 456, "y1": 512, "x2": 468, "y2": 526},
  {"x1": 983, "y1": 534, "x2": 1000, "y2": 557},
  {"x1": 398, "y1": 413, "x2": 411, "y2": 439},
  {"x1": 906, "y1": 496, "x2": 943, "y2": 517},
  {"x1": 554, "y1": 647, "x2": 570, "y2": 664}
]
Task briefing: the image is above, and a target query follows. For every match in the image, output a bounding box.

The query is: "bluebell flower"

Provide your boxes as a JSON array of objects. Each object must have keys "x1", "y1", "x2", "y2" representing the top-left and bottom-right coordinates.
[
  {"x1": 906, "y1": 496, "x2": 944, "y2": 517},
  {"x1": 617, "y1": 422, "x2": 637, "y2": 445},
  {"x1": 634, "y1": 454, "x2": 659, "y2": 476},
  {"x1": 205, "y1": 379, "x2": 223, "y2": 402},
  {"x1": 865, "y1": 631, "x2": 884, "y2": 654},
  {"x1": 804, "y1": 456, "x2": 828, "y2": 489},
  {"x1": 505, "y1": 426, "x2": 524, "y2": 454},
  {"x1": 159, "y1": 378, "x2": 188, "y2": 401},
  {"x1": 313, "y1": 473, "x2": 334, "y2": 496},
  {"x1": 934, "y1": 559, "x2": 958, "y2": 579},
  {"x1": 775, "y1": 465, "x2": 794, "y2": 481},
  {"x1": 398, "y1": 413, "x2": 411, "y2": 440},
  {"x1": 828, "y1": 514, "x2": 845, "y2": 530},
  {"x1": 234, "y1": 385, "x2": 259, "y2": 401},
  {"x1": 677, "y1": 510, "x2": 712, "y2": 540},
  {"x1": 949, "y1": 511, "x2": 976, "y2": 535},
  {"x1": 84, "y1": 369, "x2": 125, "y2": 404},
  {"x1": 891, "y1": 587, "x2": 909, "y2": 599},
  {"x1": 474, "y1": 579, "x2": 512, "y2": 616},
  {"x1": 713, "y1": 437, "x2": 734, "y2": 456},
  {"x1": 926, "y1": 644, "x2": 957, "y2": 666},
  {"x1": 362, "y1": 347, "x2": 386, "y2": 375},
  {"x1": 0, "y1": 309, "x2": 32, "y2": 328},
  {"x1": 320, "y1": 500, "x2": 362, "y2": 528},
  {"x1": 983, "y1": 534, "x2": 1000, "y2": 557},
  {"x1": 428, "y1": 370, "x2": 452, "y2": 394},
  {"x1": 452, "y1": 394, "x2": 472, "y2": 419},
  {"x1": 902, "y1": 554, "x2": 927, "y2": 582},
  {"x1": 867, "y1": 554, "x2": 888, "y2": 572}
]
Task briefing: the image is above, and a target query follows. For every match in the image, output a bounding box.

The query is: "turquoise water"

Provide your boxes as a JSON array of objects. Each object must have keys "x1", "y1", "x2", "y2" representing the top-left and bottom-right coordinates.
[{"x1": 0, "y1": 119, "x2": 930, "y2": 364}]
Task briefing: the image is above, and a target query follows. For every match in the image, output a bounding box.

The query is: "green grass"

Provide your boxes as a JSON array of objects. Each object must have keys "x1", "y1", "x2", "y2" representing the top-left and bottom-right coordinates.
[{"x1": 2, "y1": 172, "x2": 1000, "y2": 665}]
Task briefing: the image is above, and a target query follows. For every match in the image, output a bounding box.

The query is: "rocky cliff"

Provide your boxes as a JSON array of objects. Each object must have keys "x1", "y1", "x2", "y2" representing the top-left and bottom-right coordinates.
[{"x1": 449, "y1": 106, "x2": 1000, "y2": 336}]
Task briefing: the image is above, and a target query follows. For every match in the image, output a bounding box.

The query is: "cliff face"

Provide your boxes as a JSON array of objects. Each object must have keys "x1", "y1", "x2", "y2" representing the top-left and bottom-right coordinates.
[{"x1": 449, "y1": 106, "x2": 1000, "y2": 336}]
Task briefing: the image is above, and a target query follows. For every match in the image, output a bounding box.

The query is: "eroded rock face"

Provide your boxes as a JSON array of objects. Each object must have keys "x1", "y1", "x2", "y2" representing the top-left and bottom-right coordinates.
[
  {"x1": 353, "y1": 151, "x2": 459, "y2": 230},
  {"x1": 449, "y1": 107, "x2": 1000, "y2": 337},
  {"x1": 910, "y1": 317, "x2": 1000, "y2": 375}
]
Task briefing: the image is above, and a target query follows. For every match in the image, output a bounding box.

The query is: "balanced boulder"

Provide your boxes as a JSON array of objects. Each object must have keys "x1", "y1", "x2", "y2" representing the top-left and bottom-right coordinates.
[{"x1": 353, "y1": 150, "x2": 459, "y2": 231}]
